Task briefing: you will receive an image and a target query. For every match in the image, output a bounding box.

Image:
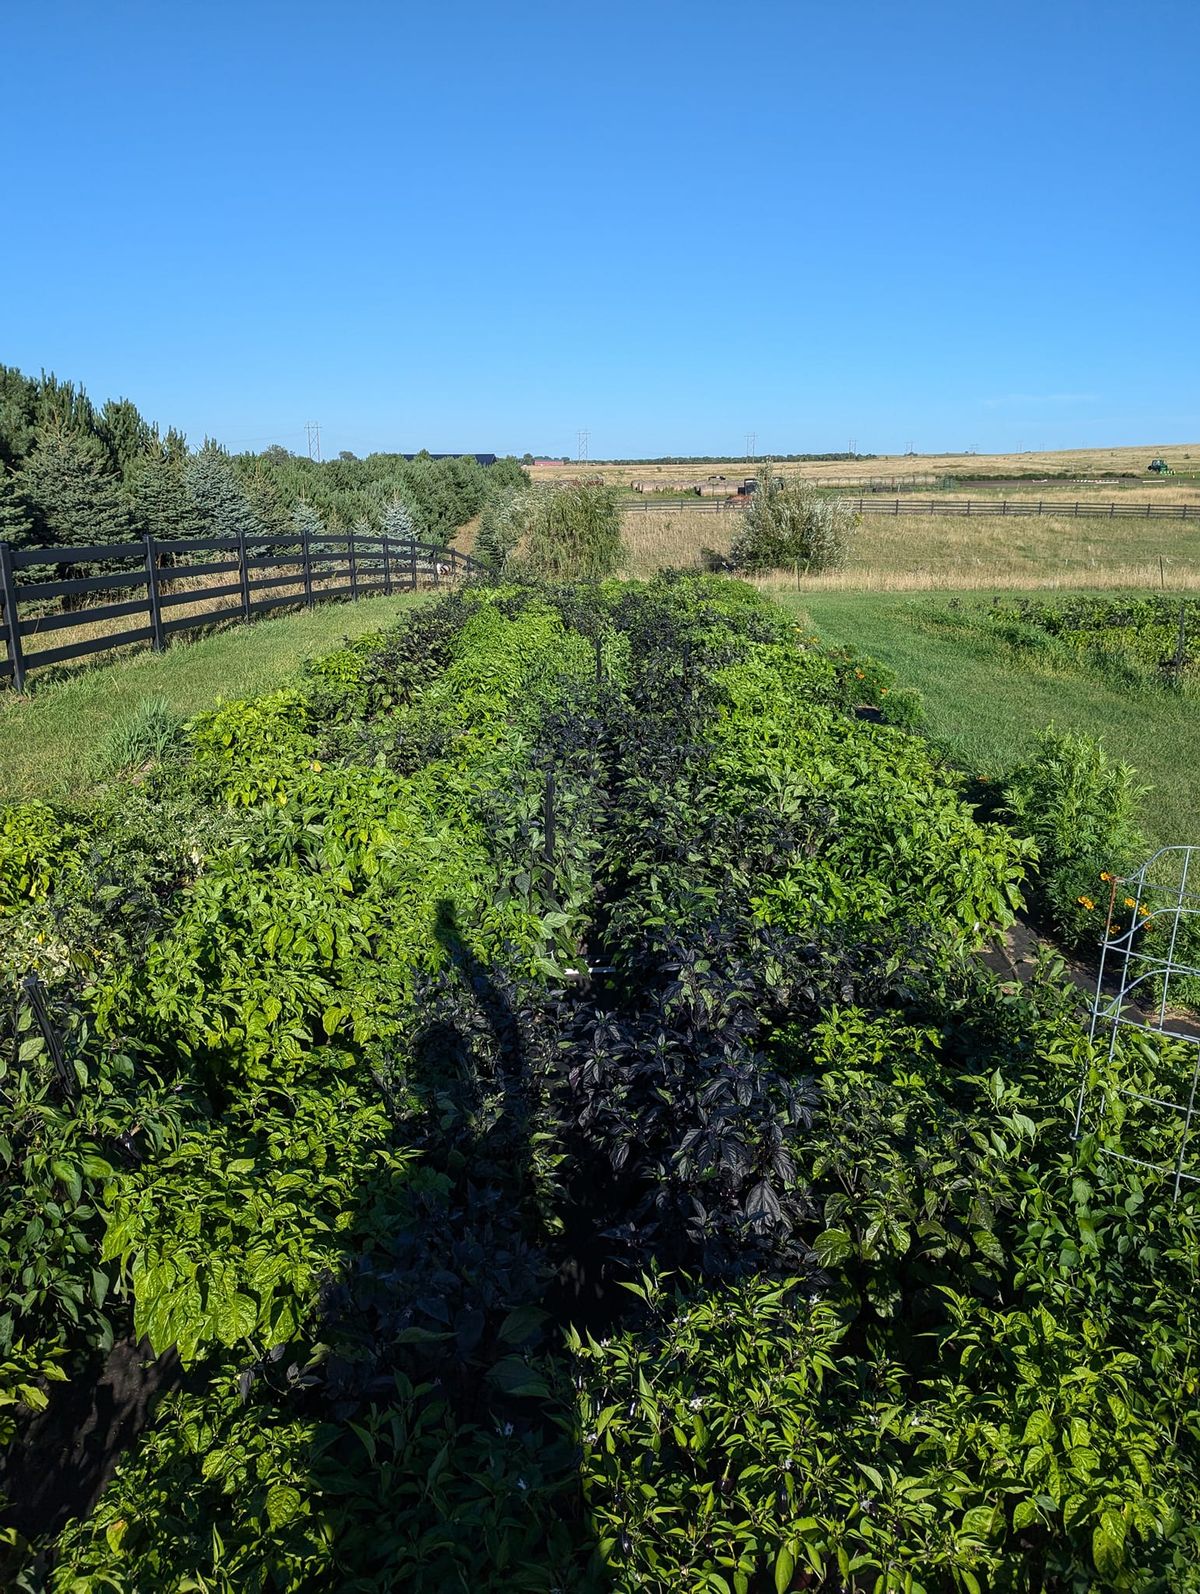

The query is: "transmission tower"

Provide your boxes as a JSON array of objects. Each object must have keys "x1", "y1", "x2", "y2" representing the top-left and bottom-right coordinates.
[
  {"x1": 305, "y1": 421, "x2": 322, "y2": 462},
  {"x1": 576, "y1": 428, "x2": 590, "y2": 463},
  {"x1": 745, "y1": 431, "x2": 757, "y2": 459}
]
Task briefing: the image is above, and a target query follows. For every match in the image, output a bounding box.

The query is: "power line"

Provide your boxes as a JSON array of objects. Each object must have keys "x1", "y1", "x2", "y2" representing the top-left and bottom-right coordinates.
[{"x1": 306, "y1": 421, "x2": 322, "y2": 462}]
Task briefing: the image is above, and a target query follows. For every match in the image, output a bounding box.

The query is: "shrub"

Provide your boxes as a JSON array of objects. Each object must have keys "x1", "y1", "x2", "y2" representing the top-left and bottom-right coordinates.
[
  {"x1": 512, "y1": 481, "x2": 624, "y2": 581},
  {"x1": 728, "y1": 469, "x2": 855, "y2": 573},
  {"x1": 1001, "y1": 728, "x2": 1147, "y2": 946}
]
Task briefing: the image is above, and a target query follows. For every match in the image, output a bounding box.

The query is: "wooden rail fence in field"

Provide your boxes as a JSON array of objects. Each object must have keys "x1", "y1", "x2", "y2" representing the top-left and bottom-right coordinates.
[
  {"x1": 625, "y1": 496, "x2": 1200, "y2": 521},
  {"x1": 0, "y1": 532, "x2": 483, "y2": 692}
]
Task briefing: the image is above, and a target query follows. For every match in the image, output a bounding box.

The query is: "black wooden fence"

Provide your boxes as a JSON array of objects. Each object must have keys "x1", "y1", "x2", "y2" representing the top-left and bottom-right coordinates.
[
  {"x1": 0, "y1": 532, "x2": 483, "y2": 692},
  {"x1": 624, "y1": 495, "x2": 1200, "y2": 521}
]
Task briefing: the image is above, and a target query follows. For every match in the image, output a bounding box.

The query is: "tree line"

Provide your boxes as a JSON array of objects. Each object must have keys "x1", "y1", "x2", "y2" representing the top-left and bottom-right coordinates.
[{"x1": 0, "y1": 365, "x2": 528, "y2": 556}]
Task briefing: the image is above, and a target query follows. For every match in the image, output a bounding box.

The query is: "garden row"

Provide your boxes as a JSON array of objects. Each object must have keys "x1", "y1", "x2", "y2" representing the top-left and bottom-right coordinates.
[
  {"x1": 987, "y1": 595, "x2": 1200, "y2": 695},
  {"x1": 1, "y1": 577, "x2": 1198, "y2": 1590}
]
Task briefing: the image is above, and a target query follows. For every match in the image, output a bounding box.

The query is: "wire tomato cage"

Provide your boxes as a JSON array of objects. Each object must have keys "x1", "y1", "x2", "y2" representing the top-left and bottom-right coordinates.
[{"x1": 1073, "y1": 845, "x2": 1200, "y2": 1200}]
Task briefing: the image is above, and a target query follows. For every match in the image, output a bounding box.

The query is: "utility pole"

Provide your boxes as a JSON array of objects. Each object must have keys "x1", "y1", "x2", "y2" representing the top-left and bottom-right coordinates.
[
  {"x1": 577, "y1": 428, "x2": 589, "y2": 463},
  {"x1": 305, "y1": 421, "x2": 322, "y2": 462},
  {"x1": 745, "y1": 431, "x2": 757, "y2": 460},
  {"x1": 848, "y1": 438, "x2": 856, "y2": 456}
]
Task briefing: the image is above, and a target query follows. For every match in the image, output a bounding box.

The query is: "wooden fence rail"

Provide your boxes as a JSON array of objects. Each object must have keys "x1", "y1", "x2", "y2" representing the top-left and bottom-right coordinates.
[
  {"x1": 624, "y1": 496, "x2": 1200, "y2": 521},
  {"x1": 0, "y1": 533, "x2": 483, "y2": 692}
]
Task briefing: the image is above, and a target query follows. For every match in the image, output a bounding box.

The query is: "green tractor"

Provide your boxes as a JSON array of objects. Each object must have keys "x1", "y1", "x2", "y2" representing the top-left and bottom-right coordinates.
[{"x1": 1148, "y1": 457, "x2": 1174, "y2": 475}]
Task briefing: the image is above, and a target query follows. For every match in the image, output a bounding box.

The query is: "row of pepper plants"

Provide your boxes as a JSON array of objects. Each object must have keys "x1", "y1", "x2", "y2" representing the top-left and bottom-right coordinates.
[
  {"x1": 1, "y1": 575, "x2": 1198, "y2": 1591},
  {"x1": 986, "y1": 595, "x2": 1199, "y2": 694}
]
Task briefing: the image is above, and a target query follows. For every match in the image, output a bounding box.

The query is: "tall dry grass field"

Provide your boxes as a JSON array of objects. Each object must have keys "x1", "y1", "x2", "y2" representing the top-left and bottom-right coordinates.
[
  {"x1": 535, "y1": 440, "x2": 1200, "y2": 492},
  {"x1": 620, "y1": 506, "x2": 1200, "y2": 590}
]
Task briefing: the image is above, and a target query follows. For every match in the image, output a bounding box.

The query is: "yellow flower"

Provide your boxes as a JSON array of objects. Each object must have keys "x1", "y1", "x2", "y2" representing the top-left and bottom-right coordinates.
[
  {"x1": 310, "y1": 760, "x2": 323, "y2": 772},
  {"x1": 1139, "y1": 904, "x2": 1150, "y2": 916},
  {"x1": 1078, "y1": 895, "x2": 1095, "y2": 910},
  {"x1": 1099, "y1": 871, "x2": 1114, "y2": 882},
  {"x1": 854, "y1": 668, "x2": 865, "y2": 679},
  {"x1": 1124, "y1": 897, "x2": 1136, "y2": 909}
]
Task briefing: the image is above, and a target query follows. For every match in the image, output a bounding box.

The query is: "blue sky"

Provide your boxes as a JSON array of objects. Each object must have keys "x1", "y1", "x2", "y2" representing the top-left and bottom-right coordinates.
[{"x1": 3, "y1": 0, "x2": 1197, "y2": 459}]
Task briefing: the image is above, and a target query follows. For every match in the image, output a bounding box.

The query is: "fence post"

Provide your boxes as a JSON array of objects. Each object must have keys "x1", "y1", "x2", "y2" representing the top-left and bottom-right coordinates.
[
  {"x1": 383, "y1": 534, "x2": 392, "y2": 596},
  {"x1": 1110, "y1": 502, "x2": 1115, "y2": 518},
  {"x1": 144, "y1": 534, "x2": 164, "y2": 653},
  {"x1": 301, "y1": 528, "x2": 314, "y2": 607},
  {"x1": 433, "y1": 548, "x2": 440, "y2": 589},
  {"x1": 1002, "y1": 500, "x2": 1008, "y2": 516},
  {"x1": 237, "y1": 529, "x2": 251, "y2": 621},
  {"x1": 348, "y1": 527, "x2": 358, "y2": 601},
  {"x1": 0, "y1": 540, "x2": 27, "y2": 693},
  {"x1": 409, "y1": 538, "x2": 417, "y2": 589}
]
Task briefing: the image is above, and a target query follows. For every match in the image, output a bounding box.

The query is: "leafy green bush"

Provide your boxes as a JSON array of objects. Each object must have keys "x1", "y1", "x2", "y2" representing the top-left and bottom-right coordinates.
[
  {"x1": 1001, "y1": 728, "x2": 1147, "y2": 947},
  {"x1": 728, "y1": 470, "x2": 856, "y2": 573},
  {"x1": 512, "y1": 480, "x2": 625, "y2": 581}
]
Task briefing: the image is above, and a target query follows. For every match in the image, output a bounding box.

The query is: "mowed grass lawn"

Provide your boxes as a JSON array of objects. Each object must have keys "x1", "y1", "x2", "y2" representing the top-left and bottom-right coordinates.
[
  {"x1": 785, "y1": 591, "x2": 1200, "y2": 851},
  {"x1": 0, "y1": 594, "x2": 425, "y2": 803}
]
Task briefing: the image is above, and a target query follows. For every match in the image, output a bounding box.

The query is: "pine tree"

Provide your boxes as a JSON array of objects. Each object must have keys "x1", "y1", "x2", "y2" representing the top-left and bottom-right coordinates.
[
  {"x1": 17, "y1": 426, "x2": 133, "y2": 550},
  {"x1": 133, "y1": 452, "x2": 204, "y2": 543},
  {"x1": 290, "y1": 499, "x2": 324, "y2": 541},
  {"x1": 381, "y1": 496, "x2": 416, "y2": 542},
  {"x1": 290, "y1": 498, "x2": 329, "y2": 561},
  {"x1": 97, "y1": 398, "x2": 154, "y2": 483},
  {"x1": 0, "y1": 467, "x2": 33, "y2": 548},
  {"x1": 184, "y1": 443, "x2": 260, "y2": 541},
  {"x1": 246, "y1": 471, "x2": 289, "y2": 538}
]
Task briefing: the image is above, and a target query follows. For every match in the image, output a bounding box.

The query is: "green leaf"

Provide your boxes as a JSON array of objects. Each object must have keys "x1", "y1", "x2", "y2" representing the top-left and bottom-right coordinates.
[
  {"x1": 1093, "y1": 1511, "x2": 1126, "y2": 1577},
  {"x1": 813, "y1": 1227, "x2": 852, "y2": 1266},
  {"x1": 487, "y1": 1356, "x2": 550, "y2": 1399},
  {"x1": 265, "y1": 1483, "x2": 302, "y2": 1530},
  {"x1": 498, "y1": 1304, "x2": 548, "y2": 1345},
  {"x1": 51, "y1": 1160, "x2": 83, "y2": 1204},
  {"x1": 1012, "y1": 1498, "x2": 1039, "y2": 1532},
  {"x1": 774, "y1": 1544, "x2": 796, "y2": 1593}
]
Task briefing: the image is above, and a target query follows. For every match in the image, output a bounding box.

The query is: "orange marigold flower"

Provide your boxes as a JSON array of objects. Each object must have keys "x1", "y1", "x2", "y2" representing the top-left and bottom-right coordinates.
[
  {"x1": 1124, "y1": 897, "x2": 1136, "y2": 909},
  {"x1": 1078, "y1": 895, "x2": 1095, "y2": 910},
  {"x1": 1099, "y1": 871, "x2": 1114, "y2": 882},
  {"x1": 854, "y1": 668, "x2": 865, "y2": 679}
]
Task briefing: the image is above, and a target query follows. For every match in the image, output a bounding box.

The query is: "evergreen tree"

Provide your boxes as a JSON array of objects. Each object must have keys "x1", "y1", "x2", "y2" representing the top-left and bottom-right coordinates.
[
  {"x1": 133, "y1": 452, "x2": 204, "y2": 543},
  {"x1": 290, "y1": 498, "x2": 330, "y2": 560},
  {"x1": 185, "y1": 444, "x2": 260, "y2": 541},
  {"x1": 247, "y1": 471, "x2": 289, "y2": 538},
  {"x1": 17, "y1": 426, "x2": 133, "y2": 550},
  {"x1": 381, "y1": 496, "x2": 416, "y2": 542},
  {"x1": 290, "y1": 499, "x2": 325, "y2": 541},
  {"x1": 97, "y1": 398, "x2": 154, "y2": 483},
  {"x1": 0, "y1": 467, "x2": 33, "y2": 548}
]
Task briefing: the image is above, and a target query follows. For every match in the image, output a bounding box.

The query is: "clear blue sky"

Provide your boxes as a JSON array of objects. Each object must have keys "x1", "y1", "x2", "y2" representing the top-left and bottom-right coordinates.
[{"x1": 3, "y1": 1, "x2": 1197, "y2": 459}]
